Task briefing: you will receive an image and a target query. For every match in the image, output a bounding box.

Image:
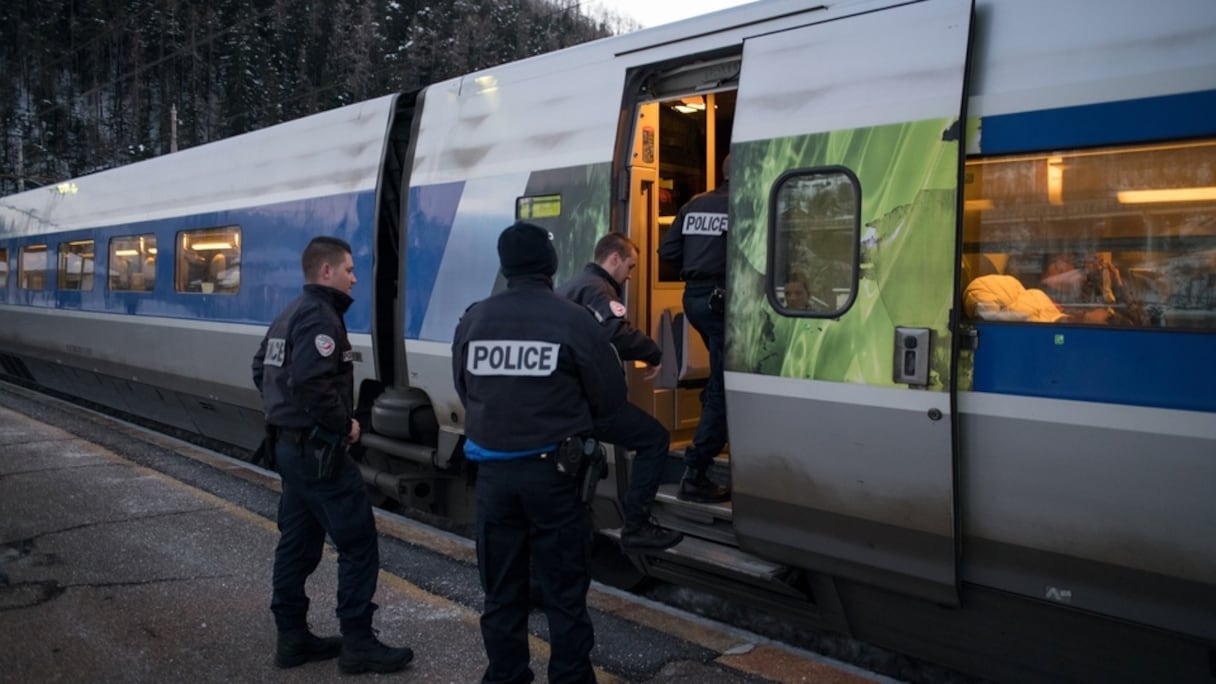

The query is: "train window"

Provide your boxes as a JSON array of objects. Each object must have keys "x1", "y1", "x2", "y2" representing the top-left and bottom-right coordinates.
[
  {"x1": 57, "y1": 240, "x2": 95, "y2": 291},
  {"x1": 19, "y1": 244, "x2": 48, "y2": 290},
  {"x1": 0, "y1": 248, "x2": 7, "y2": 288},
  {"x1": 175, "y1": 227, "x2": 241, "y2": 295},
  {"x1": 770, "y1": 168, "x2": 860, "y2": 317},
  {"x1": 109, "y1": 235, "x2": 157, "y2": 292},
  {"x1": 963, "y1": 139, "x2": 1216, "y2": 329}
]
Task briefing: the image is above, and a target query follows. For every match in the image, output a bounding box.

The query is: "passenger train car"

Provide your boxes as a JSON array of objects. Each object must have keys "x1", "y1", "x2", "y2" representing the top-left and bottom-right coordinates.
[{"x1": 2, "y1": 0, "x2": 1213, "y2": 680}]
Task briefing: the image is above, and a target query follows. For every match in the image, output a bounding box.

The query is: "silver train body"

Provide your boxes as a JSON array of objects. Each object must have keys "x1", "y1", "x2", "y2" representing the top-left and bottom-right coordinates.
[{"x1": 2, "y1": 0, "x2": 1213, "y2": 679}]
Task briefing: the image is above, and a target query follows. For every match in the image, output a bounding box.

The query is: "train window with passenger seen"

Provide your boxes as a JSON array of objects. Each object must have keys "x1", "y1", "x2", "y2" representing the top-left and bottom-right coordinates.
[
  {"x1": 770, "y1": 169, "x2": 860, "y2": 317},
  {"x1": 176, "y1": 227, "x2": 240, "y2": 295},
  {"x1": 109, "y1": 235, "x2": 157, "y2": 292},
  {"x1": 19, "y1": 244, "x2": 48, "y2": 290},
  {"x1": 57, "y1": 240, "x2": 95, "y2": 291},
  {"x1": 962, "y1": 139, "x2": 1216, "y2": 329},
  {"x1": 0, "y1": 248, "x2": 8, "y2": 288}
]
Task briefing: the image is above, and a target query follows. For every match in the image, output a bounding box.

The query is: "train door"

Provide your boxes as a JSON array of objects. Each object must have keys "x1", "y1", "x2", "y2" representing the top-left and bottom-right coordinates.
[
  {"x1": 724, "y1": 0, "x2": 973, "y2": 605},
  {"x1": 623, "y1": 76, "x2": 736, "y2": 445}
]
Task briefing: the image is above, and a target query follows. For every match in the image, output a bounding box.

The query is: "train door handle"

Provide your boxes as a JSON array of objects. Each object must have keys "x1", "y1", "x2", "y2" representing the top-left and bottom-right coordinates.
[{"x1": 893, "y1": 327, "x2": 931, "y2": 386}]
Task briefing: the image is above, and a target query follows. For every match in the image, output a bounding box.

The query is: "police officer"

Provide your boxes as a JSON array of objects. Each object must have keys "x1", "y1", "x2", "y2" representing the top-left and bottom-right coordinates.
[
  {"x1": 452, "y1": 222, "x2": 627, "y2": 684},
  {"x1": 658, "y1": 155, "x2": 732, "y2": 504},
  {"x1": 558, "y1": 232, "x2": 683, "y2": 550},
  {"x1": 251, "y1": 236, "x2": 413, "y2": 674}
]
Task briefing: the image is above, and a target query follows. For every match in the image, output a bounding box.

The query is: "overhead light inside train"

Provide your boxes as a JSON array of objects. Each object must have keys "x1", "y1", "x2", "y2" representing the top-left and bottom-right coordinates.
[
  {"x1": 1116, "y1": 187, "x2": 1216, "y2": 204},
  {"x1": 191, "y1": 242, "x2": 233, "y2": 251}
]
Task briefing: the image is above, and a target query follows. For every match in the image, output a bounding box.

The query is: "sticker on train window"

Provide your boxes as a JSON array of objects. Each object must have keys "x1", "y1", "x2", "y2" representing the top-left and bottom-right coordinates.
[{"x1": 516, "y1": 194, "x2": 562, "y2": 221}]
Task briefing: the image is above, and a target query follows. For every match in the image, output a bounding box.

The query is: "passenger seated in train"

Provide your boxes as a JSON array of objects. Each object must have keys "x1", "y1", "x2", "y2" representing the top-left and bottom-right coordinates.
[
  {"x1": 963, "y1": 274, "x2": 1066, "y2": 322},
  {"x1": 963, "y1": 253, "x2": 1142, "y2": 325}
]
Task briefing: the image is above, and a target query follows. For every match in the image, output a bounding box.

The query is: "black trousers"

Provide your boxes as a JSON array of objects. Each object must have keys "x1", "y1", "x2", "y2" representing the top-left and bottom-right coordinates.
[
  {"x1": 476, "y1": 457, "x2": 596, "y2": 684},
  {"x1": 271, "y1": 439, "x2": 380, "y2": 634},
  {"x1": 593, "y1": 402, "x2": 670, "y2": 528}
]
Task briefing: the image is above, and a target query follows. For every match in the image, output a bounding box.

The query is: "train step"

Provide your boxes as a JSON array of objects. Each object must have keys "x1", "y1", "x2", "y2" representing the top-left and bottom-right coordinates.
[{"x1": 600, "y1": 527, "x2": 804, "y2": 599}]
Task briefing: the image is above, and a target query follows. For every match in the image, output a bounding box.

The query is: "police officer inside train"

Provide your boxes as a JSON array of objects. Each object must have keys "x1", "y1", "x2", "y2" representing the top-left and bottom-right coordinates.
[
  {"x1": 453, "y1": 222, "x2": 628, "y2": 684},
  {"x1": 251, "y1": 236, "x2": 414, "y2": 674},
  {"x1": 658, "y1": 154, "x2": 732, "y2": 504},
  {"x1": 558, "y1": 232, "x2": 683, "y2": 550}
]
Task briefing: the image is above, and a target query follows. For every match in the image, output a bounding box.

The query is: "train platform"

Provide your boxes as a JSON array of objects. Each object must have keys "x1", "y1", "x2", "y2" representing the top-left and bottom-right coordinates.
[{"x1": 0, "y1": 387, "x2": 892, "y2": 684}]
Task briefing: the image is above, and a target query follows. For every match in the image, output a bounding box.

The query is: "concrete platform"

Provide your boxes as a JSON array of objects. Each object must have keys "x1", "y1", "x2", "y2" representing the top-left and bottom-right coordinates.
[{"x1": 0, "y1": 392, "x2": 890, "y2": 684}]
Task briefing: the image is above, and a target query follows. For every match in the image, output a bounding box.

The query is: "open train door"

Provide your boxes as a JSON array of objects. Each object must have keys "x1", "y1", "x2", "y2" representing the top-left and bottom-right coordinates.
[{"x1": 725, "y1": 0, "x2": 973, "y2": 605}]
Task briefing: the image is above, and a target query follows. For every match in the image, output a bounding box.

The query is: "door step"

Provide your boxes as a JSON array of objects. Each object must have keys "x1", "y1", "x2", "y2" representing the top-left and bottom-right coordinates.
[
  {"x1": 652, "y1": 483, "x2": 734, "y2": 543},
  {"x1": 601, "y1": 527, "x2": 802, "y2": 598}
]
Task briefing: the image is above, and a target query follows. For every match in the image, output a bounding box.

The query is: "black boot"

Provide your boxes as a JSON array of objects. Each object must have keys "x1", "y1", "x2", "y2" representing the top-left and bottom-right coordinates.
[
  {"x1": 338, "y1": 629, "x2": 414, "y2": 675},
  {"x1": 621, "y1": 519, "x2": 683, "y2": 550},
  {"x1": 678, "y1": 467, "x2": 730, "y2": 503},
  {"x1": 275, "y1": 627, "x2": 342, "y2": 668}
]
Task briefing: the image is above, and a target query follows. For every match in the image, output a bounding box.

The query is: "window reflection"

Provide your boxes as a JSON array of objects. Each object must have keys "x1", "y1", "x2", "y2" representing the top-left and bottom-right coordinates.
[
  {"x1": 962, "y1": 140, "x2": 1216, "y2": 329},
  {"x1": 58, "y1": 240, "x2": 95, "y2": 291},
  {"x1": 772, "y1": 170, "x2": 859, "y2": 316},
  {"x1": 19, "y1": 245, "x2": 48, "y2": 290},
  {"x1": 175, "y1": 227, "x2": 241, "y2": 294},
  {"x1": 109, "y1": 235, "x2": 157, "y2": 292}
]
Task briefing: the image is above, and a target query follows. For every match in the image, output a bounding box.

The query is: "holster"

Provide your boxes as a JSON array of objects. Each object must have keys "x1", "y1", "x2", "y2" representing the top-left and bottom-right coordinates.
[
  {"x1": 557, "y1": 436, "x2": 607, "y2": 505},
  {"x1": 255, "y1": 424, "x2": 278, "y2": 471},
  {"x1": 308, "y1": 425, "x2": 349, "y2": 481},
  {"x1": 709, "y1": 286, "x2": 726, "y2": 314}
]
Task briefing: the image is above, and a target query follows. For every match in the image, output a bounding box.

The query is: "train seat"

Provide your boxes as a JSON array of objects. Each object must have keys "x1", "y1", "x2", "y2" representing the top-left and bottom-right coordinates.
[{"x1": 655, "y1": 307, "x2": 709, "y2": 390}]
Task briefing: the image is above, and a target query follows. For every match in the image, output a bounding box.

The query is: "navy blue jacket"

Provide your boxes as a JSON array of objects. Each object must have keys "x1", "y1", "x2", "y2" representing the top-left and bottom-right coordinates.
[
  {"x1": 452, "y1": 274, "x2": 627, "y2": 452},
  {"x1": 252, "y1": 284, "x2": 355, "y2": 436},
  {"x1": 557, "y1": 263, "x2": 662, "y2": 366},
  {"x1": 659, "y1": 182, "x2": 729, "y2": 283}
]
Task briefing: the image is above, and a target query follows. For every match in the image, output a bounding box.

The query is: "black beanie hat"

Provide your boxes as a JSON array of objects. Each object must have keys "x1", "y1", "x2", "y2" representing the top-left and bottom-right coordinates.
[{"x1": 497, "y1": 221, "x2": 558, "y2": 278}]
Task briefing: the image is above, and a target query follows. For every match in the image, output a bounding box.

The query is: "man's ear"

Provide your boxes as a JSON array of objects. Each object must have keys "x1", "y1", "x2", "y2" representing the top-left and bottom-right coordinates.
[{"x1": 318, "y1": 261, "x2": 333, "y2": 282}]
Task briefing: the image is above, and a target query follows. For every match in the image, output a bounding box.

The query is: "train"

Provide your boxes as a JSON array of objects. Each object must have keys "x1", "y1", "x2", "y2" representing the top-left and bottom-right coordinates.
[{"x1": 1, "y1": 0, "x2": 1213, "y2": 680}]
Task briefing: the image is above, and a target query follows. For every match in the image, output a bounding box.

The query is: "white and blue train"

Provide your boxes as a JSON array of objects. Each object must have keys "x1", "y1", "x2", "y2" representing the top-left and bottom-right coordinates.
[{"x1": 1, "y1": 0, "x2": 1213, "y2": 679}]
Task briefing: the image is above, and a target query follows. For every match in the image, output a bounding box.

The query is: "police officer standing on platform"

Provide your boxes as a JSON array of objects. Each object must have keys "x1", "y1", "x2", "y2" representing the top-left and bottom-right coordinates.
[
  {"x1": 252, "y1": 236, "x2": 413, "y2": 675},
  {"x1": 453, "y1": 222, "x2": 627, "y2": 684},
  {"x1": 558, "y1": 232, "x2": 683, "y2": 550},
  {"x1": 658, "y1": 155, "x2": 732, "y2": 504}
]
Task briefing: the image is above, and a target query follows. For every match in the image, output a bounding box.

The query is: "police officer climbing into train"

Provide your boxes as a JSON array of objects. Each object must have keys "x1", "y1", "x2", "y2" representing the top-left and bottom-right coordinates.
[
  {"x1": 251, "y1": 236, "x2": 414, "y2": 674},
  {"x1": 453, "y1": 221, "x2": 628, "y2": 684},
  {"x1": 558, "y1": 232, "x2": 683, "y2": 550},
  {"x1": 658, "y1": 154, "x2": 732, "y2": 503}
]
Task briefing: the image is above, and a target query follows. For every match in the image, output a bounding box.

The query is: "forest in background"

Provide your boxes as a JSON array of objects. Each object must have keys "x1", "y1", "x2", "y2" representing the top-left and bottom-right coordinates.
[{"x1": 0, "y1": 0, "x2": 637, "y2": 194}]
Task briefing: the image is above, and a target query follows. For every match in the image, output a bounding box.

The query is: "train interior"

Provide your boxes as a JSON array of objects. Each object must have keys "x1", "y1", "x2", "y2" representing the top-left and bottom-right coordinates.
[
  {"x1": 623, "y1": 88, "x2": 735, "y2": 443},
  {"x1": 613, "y1": 58, "x2": 740, "y2": 545},
  {"x1": 960, "y1": 140, "x2": 1216, "y2": 331}
]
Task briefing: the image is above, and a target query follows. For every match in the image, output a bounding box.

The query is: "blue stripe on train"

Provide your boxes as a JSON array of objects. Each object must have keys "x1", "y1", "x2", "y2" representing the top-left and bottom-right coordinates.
[
  {"x1": 971, "y1": 324, "x2": 1216, "y2": 412},
  {"x1": 0, "y1": 192, "x2": 376, "y2": 333},
  {"x1": 980, "y1": 89, "x2": 1216, "y2": 155},
  {"x1": 405, "y1": 182, "x2": 465, "y2": 340}
]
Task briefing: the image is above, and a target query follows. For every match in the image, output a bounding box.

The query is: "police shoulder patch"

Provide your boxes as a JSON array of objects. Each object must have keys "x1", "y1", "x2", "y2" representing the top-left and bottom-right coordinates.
[
  {"x1": 315, "y1": 334, "x2": 336, "y2": 357},
  {"x1": 609, "y1": 300, "x2": 627, "y2": 318}
]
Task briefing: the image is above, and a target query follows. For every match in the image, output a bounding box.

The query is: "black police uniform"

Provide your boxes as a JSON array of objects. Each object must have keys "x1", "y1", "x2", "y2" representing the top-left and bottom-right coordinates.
[
  {"x1": 658, "y1": 182, "x2": 732, "y2": 503},
  {"x1": 558, "y1": 263, "x2": 661, "y2": 366},
  {"x1": 453, "y1": 223, "x2": 627, "y2": 684},
  {"x1": 252, "y1": 282, "x2": 402, "y2": 671},
  {"x1": 557, "y1": 263, "x2": 681, "y2": 549}
]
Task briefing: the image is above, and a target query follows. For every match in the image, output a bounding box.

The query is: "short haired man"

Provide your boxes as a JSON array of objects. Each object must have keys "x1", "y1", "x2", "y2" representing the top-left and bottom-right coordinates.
[
  {"x1": 558, "y1": 232, "x2": 684, "y2": 550},
  {"x1": 252, "y1": 236, "x2": 413, "y2": 674}
]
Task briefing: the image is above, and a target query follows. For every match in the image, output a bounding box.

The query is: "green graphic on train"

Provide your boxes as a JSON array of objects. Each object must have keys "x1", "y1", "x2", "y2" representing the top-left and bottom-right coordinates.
[{"x1": 727, "y1": 118, "x2": 960, "y2": 390}]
